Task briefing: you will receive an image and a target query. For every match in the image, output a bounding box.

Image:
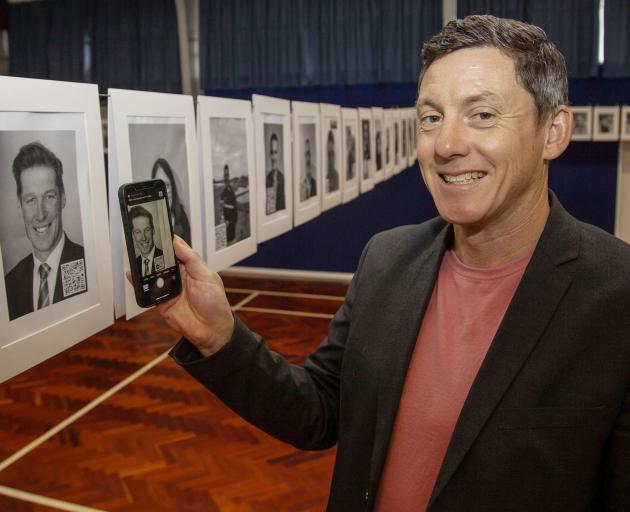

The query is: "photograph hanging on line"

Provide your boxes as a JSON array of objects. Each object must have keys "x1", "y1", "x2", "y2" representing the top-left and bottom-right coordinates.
[
  {"x1": 253, "y1": 94, "x2": 293, "y2": 243},
  {"x1": 108, "y1": 88, "x2": 200, "y2": 320},
  {"x1": 320, "y1": 103, "x2": 343, "y2": 211},
  {"x1": 0, "y1": 77, "x2": 112, "y2": 383},
  {"x1": 198, "y1": 96, "x2": 257, "y2": 271},
  {"x1": 593, "y1": 106, "x2": 619, "y2": 141},
  {"x1": 341, "y1": 107, "x2": 359, "y2": 204},
  {"x1": 292, "y1": 100, "x2": 321, "y2": 227}
]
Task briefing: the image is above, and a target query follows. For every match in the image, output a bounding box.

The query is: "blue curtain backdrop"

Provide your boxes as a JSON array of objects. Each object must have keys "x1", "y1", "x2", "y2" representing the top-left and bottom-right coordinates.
[
  {"x1": 199, "y1": 0, "x2": 442, "y2": 89},
  {"x1": 457, "y1": 0, "x2": 599, "y2": 78},
  {"x1": 604, "y1": 0, "x2": 630, "y2": 77},
  {"x1": 8, "y1": 0, "x2": 181, "y2": 92}
]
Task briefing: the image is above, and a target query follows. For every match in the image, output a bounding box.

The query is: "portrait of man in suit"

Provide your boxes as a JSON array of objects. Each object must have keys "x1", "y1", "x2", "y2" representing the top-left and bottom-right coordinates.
[
  {"x1": 128, "y1": 205, "x2": 163, "y2": 277},
  {"x1": 5, "y1": 141, "x2": 87, "y2": 322},
  {"x1": 265, "y1": 130, "x2": 285, "y2": 214},
  {"x1": 300, "y1": 137, "x2": 317, "y2": 201}
]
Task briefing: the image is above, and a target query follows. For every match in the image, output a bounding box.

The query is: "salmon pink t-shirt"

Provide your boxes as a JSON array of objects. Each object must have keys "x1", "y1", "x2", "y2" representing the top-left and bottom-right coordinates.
[{"x1": 374, "y1": 248, "x2": 533, "y2": 511}]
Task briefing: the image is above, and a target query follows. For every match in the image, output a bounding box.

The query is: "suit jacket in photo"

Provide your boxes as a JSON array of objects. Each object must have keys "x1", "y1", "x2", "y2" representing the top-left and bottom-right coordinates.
[
  {"x1": 136, "y1": 246, "x2": 164, "y2": 276},
  {"x1": 171, "y1": 192, "x2": 630, "y2": 511},
  {"x1": 5, "y1": 236, "x2": 87, "y2": 321},
  {"x1": 265, "y1": 169, "x2": 285, "y2": 212}
]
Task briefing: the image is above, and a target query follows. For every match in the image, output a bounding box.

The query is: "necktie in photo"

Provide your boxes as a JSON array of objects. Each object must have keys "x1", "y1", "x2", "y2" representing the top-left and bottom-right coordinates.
[
  {"x1": 144, "y1": 258, "x2": 150, "y2": 276},
  {"x1": 38, "y1": 263, "x2": 51, "y2": 309}
]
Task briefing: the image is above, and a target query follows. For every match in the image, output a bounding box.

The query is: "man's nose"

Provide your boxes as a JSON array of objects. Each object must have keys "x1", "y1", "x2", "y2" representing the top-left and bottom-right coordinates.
[
  {"x1": 35, "y1": 199, "x2": 47, "y2": 220},
  {"x1": 434, "y1": 117, "x2": 469, "y2": 160}
]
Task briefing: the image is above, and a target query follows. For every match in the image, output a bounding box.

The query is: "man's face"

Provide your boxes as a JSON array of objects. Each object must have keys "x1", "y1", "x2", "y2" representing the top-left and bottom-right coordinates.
[
  {"x1": 224, "y1": 166, "x2": 230, "y2": 184},
  {"x1": 132, "y1": 215, "x2": 154, "y2": 257},
  {"x1": 18, "y1": 165, "x2": 66, "y2": 262},
  {"x1": 417, "y1": 47, "x2": 548, "y2": 230},
  {"x1": 270, "y1": 138, "x2": 279, "y2": 171}
]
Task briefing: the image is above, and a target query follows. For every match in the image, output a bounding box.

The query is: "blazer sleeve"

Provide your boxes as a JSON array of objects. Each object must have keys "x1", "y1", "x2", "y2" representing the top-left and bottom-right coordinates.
[
  {"x1": 170, "y1": 237, "x2": 372, "y2": 450},
  {"x1": 605, "y1": 380, "x2": 630, "y2": 510}
]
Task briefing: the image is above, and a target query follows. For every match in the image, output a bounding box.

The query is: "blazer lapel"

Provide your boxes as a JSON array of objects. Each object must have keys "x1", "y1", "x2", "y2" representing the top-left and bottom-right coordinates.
[
  {"x1": 368, "y1": 222, "x2": 452, "y2": 498},
  {"x1": 428, "y1": 193, "x2": 581, "y2": 507}
]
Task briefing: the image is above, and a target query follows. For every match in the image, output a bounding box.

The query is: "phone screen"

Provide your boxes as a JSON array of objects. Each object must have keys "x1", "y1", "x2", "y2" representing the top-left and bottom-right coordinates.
[{"x1": 122, "y1": 181, "x2": 180, "y2": 306}]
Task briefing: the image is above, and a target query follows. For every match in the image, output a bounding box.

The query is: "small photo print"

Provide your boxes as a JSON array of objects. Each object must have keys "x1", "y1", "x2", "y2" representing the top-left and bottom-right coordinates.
[
  {"x1": 299, "y1": 123, "x2": 317, "y2": 202},
  {"x1": 375, "y1": 118, "x2": 383, "y2": 172},
  {"x1": 263, "y1": 122, "x2": 285, "y2": 215},
  {"x1": 325, "y1": 119, "x2": 340, "y2": 194},
  {"x1": 570, "y1": 106, "x2": 592, "y2": 141},
  {"x1": 345, "y1": 121, "x2": 357, "y2": 181},
  {"x1": 361, "y1": 119, "x2": 371, "y2": 179},
  {"x1": 593, "y1": 106, "x2": 619, "y2": 141},
  {"x1": 210, "y1": 117, "x2": 251, "y2": 249}
]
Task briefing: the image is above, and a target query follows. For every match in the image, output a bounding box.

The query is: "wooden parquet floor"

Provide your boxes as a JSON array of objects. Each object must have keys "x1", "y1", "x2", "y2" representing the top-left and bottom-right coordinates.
[{"x1": 0, "y1": 274, "x2": 349, "y2": 512}]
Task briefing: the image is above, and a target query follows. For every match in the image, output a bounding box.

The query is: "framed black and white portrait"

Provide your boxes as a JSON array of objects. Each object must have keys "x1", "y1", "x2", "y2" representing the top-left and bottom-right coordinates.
[
  {"x1": 198, "y1": 96, "x2": 257, "y2": 271},
  {"x1": 292, "y1": 101, "x2": 321, "y2": 226},
  {"x1": 108, "y1": 89, "x2": 201, "y2": 319},
  {"x1": 570, "y1": 106, "x2": 592, "y2": 141},
  {"x1": 620, "y1": 106, "x2": 630, "y2": 142},
  {"x1": 358, "y1": 107, "x2": 375, "y2": 193},
  {"x1": 383, "y1": 109, "x2": 394, "y2": 180},
  {"x1": 320, "y1": 103, "x2": 343, "y2": 212},
  {"x1": 341, "y1": 108, "x2": 360, "y2": 204},
  {"x1": 253, "y1": 95, "x2": 293, "y2": 242},
  {"x1": 372, "y1": 107, "x2": 384, "y2": 184},
  {"x1": 0, "y1": 77, "x2": 113, "y2": 382},
  {"x1": 593, "y1": 106, "x2": 619, "y2": 141}
]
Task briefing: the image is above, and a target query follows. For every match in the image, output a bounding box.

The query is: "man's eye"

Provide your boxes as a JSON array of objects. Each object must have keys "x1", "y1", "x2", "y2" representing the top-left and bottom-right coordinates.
[
  {"x1": 420, "y1": 115, "x2": 441, "y2": 125},
  {"x1": 474, "y1": 111, "x2": 494, "y2": 121}
]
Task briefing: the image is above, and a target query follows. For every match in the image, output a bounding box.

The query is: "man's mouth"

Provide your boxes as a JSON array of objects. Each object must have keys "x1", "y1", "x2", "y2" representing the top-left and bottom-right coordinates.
[
  {"x1": 440, "y1": 171, "x2": 487, "y2": 185},
  {"x1": 33, "y1": 223, "x2": 51, "y2": 234}
]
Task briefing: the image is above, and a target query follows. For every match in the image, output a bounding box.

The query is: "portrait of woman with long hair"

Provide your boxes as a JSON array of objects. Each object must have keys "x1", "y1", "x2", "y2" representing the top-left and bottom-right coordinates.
[{"x1": 151, "y1": 158, "x2": 191, "y2": 245}]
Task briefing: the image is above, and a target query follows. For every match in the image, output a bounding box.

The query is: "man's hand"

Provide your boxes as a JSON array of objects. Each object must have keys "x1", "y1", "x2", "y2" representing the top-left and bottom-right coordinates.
[{"x1": 156, "y1": 235, "x2": 234, "y2": 357}]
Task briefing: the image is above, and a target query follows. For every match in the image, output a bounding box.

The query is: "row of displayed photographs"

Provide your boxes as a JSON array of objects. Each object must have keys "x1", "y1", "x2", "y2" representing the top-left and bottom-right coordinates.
[
  {"x1": 0, "y1": 76, "x2": 418, "y2": 382},
  {"x1": 571, "y1": 105, "x2": 630, "y2": 141}
]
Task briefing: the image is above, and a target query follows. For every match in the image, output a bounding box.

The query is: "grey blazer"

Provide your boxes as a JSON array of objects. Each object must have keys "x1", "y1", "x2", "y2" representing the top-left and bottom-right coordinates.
[{"x1": 172, "y1": 192, "x2": 630, "y2": 511}]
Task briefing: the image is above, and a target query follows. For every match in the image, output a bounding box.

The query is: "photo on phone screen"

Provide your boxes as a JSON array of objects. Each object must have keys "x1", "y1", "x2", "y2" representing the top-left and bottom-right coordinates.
[{"x1": 120, "y1": 180, "x2": 181, "y2": 307}]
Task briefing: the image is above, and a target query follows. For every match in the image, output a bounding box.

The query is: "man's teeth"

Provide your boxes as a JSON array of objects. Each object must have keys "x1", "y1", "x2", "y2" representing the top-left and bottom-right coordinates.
[
  {"x1": 34, "y1": 225, "x2": 49, "y2": 233},
  {"x1": 443, "y1": 171, "x2": 487, "y2": 184}
]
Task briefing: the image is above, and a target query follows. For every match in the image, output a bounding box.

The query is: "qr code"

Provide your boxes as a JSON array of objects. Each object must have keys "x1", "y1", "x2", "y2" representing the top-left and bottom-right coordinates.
[
  {"x1": 154, "y1": 255, "x2": 165, "y2": 271},
  {"x1": 61, "y1": 258, "x2": 87, "y2": 298},
  {"x1": 215, "y1": 223, "x2": 227, "y2": 250}
]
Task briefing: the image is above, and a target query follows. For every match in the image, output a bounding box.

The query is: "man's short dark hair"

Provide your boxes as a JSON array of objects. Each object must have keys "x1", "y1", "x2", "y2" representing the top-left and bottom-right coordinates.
[
  {"x1": 129, "y1": 205, "x2": 154, "y2": 231},
  {"x1": 419, "y1": 15, "x2": 568, "y2": 123},
  {"x1": 12, "y1": 142, "x2": 65, "y2": 197}
]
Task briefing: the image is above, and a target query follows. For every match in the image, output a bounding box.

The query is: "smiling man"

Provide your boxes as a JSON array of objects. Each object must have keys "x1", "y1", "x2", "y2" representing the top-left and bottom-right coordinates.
[
  {"x1": 5, "y1": 142, "x2": 87, "y2": 321},
  {"x1": 157, "y1": 15, "x2": 629, "y2": 511},
  {"x1": 129, "y1": 205, "x2": 163, "y2": 277}
]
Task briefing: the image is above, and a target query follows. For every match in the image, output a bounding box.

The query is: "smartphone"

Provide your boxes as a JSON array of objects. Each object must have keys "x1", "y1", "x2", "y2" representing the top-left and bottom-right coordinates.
[{"x1": 118, "y1": 179, "x2": 182, "y2": 308}]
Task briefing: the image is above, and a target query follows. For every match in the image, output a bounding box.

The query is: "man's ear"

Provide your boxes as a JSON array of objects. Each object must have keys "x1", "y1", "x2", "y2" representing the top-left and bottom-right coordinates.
[
  {"x1": 17, "y1": 197, "x2": 23, "y2": 219},
  {"x1": 61, "y1": 190, "x2": 66, "y2": 209},
  {"x1": 543, "y1": 106, "x2": 572, "y2": 161}
]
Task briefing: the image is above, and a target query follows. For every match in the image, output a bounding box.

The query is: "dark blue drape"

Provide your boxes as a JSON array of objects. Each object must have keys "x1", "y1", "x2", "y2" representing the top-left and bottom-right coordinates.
[
  {"x1": 457, "y1": 0, "x2": 599, "y2": 78},
  {"x1": 199, "y1": 0, "x2": 442, "y2": 89},
  {"x1": 9, "y1": 0, "x2": 181, "y2": 92},
  {"x1": 603, "y1": 0, "x2": 630, "y2": 77}
]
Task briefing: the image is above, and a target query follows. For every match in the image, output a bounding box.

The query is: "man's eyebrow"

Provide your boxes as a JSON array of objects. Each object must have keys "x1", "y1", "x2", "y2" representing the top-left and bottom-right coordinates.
[{"x1": 416, "y1": 92, "x2": 502, "y2": 113}]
